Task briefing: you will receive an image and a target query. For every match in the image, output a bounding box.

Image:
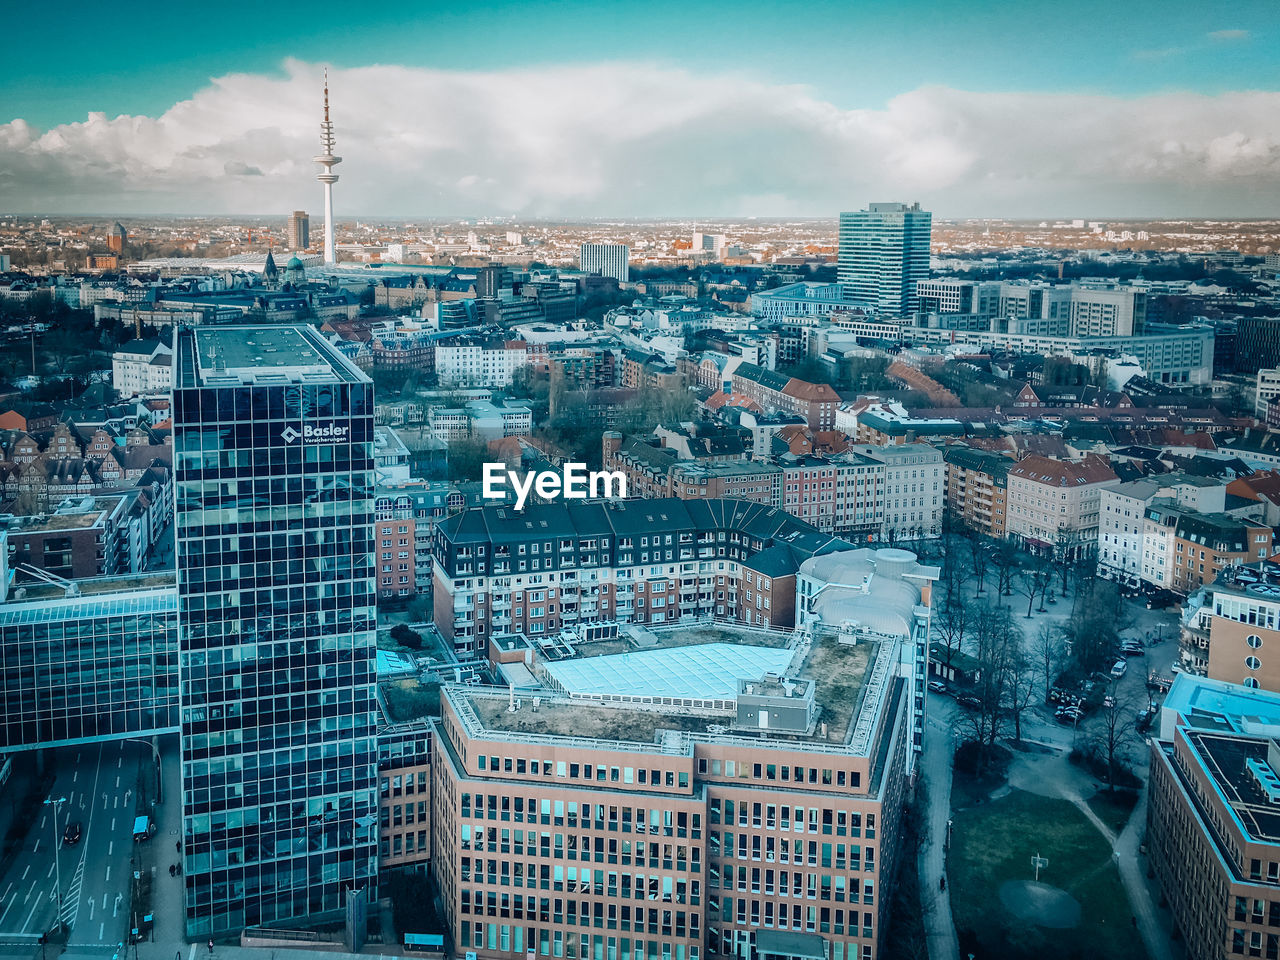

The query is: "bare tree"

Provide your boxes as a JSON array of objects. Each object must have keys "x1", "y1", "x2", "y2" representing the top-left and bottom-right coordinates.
[
  {"x1": 1035, "y1": 624, "x2": 1066, "y2": 704},
  {"x1": 961, "y1": 602, "x2": 1023, "y2": 759},
  {"x1": 1017, "y1": 551, "x2": 1054, "y2": 618},
  {"x1": 965, "y1": 531, "x2": 990, "y2": 598},
  {"x1": 991, "y1": 538, "x2": 1020, "y2": 601},
  {"x1": 1006, "y1": 648, "x2": 1038, "y2": 743},
  {"x1": 934, "y1": 592, "x2": 970, "y2": 670},
  {"x1": 1090, "y1": 690, "x2": 1141, "y2": 792}
]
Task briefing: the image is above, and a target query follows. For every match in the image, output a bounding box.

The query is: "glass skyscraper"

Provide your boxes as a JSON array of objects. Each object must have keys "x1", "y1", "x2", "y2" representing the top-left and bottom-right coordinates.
[
  {"x1": 173, "y1": 326, "x2": 379, "y2": 936},
  {"x1": 837, "y1": 202, "x2": 932, "y2": 318}
]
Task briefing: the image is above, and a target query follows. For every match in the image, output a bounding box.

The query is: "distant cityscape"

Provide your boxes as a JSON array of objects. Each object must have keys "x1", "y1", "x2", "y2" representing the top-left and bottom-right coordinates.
[{"x1": 2, "y1": 26, "x2": 1280, "y2": 960}]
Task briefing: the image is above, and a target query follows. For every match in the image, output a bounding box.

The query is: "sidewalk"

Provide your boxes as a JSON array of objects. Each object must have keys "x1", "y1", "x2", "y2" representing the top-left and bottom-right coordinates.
[
  {"x1": 134, "y1": 742, "x2": 184, "y2": 960},
  {"x1": 917, "y1": 709, "x2": 960, "y2": 960}
]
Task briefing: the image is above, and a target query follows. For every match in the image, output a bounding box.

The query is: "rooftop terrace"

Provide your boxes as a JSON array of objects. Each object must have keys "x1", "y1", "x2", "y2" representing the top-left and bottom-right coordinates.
[{"x1": 449, "y1": 620, "x2": 881, "y2": 750}]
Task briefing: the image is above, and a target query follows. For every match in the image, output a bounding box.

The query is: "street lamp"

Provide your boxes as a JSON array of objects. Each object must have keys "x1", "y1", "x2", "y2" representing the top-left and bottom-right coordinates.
[
  {"x1": 43, "y1": 796, "x2": 66, "y2": 929},
  {"x1": 124, "y1": 738, "x2": 162, "y2": 805}
]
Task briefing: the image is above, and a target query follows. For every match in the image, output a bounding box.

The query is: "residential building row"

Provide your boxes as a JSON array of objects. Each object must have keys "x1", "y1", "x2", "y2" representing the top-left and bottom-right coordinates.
[{"x1": 602, "y1": 434, "x2": 943, "y2": 543}]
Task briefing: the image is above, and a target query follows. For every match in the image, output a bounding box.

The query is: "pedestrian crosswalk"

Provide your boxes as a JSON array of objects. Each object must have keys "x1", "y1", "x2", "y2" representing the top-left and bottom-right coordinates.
[{"x1": 59, "y1": 853, "x2": 85, "y2": 930}]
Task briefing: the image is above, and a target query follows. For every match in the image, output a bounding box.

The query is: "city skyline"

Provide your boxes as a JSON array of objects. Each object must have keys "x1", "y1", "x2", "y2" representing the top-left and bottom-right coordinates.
[{"x1": 0, "y1": 2, "x2": 1276, "y2": 218}]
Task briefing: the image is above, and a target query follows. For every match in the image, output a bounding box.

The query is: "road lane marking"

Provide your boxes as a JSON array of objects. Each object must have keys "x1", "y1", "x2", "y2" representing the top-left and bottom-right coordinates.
[
  {"x1": 111, "y1": 818, "x2": 115, "y2": 831},
  {"x1": 99, "y1": 922, "x2": 104, "y2": 940},
  {"x1": 33, "y1": 839, "x2": 39, "y2": 853},
  {"x1": 114, "y1": 777, "x2": 119, "y2": 789},
  {"x1": 22, "y1": 865, "x2": 30, "y2": 880},
  {"x1": 88, "y1": 898, "x2": 94, "y2": 920},
  {"x1": 101, "y1": 893, "x2": 106, "y2": 909},
  {"x1": 73, "y1": 771, "x2": 78, "y2": 783},
  {"x1": 108, "y1": 841, "x2": 113, "y2": 856},
  {"x1": 47, "y1": 862, "x2": 54, "y2": 878},
  {"x1": 105, "y1": 866, "x2": 110, "y2": 882},
  {"x1": 0, "y1": 889, "x2": 17, "y2": 926},
  {"x1": 21, "y1": 893, "x2": 41, "y2": 932}
]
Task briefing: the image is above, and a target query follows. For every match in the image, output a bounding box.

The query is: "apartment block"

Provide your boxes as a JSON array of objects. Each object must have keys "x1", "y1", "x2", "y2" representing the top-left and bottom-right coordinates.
[
  {"x1": 1171, "y1": 514, "x2": 1272, "y2": 596},
  {"x1": 436, "y1": 335, "x2": 529, "y2": 387},
  {"x1": 1097, "y1": 475, "x2": 1228, "y2": 588},
  {"x1": 430, "y1": 498, "x2": 849, "y2": 656},
  {"x1": 845, "y1": 443, "x2": 943, "y2": 542},
  {"x1": 941, "y1": 446, "x2": 1011, "y2": 539},
  {"x1": 1005, "y1": 455, "x2": 1118, "y2": 559},
  {"x1": 730, "y1": 364, "x2": 840, "y2": 432},
  {"x1": 1180, "y1": 564, "x2": 1280, "y2": 687}
]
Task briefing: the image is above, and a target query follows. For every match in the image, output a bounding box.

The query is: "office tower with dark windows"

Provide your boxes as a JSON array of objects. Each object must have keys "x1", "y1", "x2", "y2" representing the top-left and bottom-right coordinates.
[
  {"x1": 173, "y1": 325, "x2": 379, "y2": 937},
  {"x1": 837, "y1": 202, "x2": 931, "y2": 318},
  {"x1": 287, "y1": 211, "x2": 310, "y2": 251}
]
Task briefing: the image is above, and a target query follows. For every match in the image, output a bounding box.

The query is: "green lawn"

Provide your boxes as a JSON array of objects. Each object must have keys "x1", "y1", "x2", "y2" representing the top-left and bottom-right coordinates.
[
  {"x1": 1086, "y1": 789, "x2": 1139, "y2": 836},
  {"x1": 951, "y1": 788, "x2": 1144, "y2": 960}
]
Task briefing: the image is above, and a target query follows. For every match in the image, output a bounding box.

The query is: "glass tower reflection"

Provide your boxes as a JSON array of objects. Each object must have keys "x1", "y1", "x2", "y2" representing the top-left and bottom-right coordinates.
[{"x1": 173, "y1": 326, "x2": 379, "y2": 936}]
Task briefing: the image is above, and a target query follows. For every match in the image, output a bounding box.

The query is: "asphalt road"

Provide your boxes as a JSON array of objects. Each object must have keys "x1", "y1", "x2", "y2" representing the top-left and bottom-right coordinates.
[{"x1": 0, "y1": 741, "x2": 156, "y2": 953}]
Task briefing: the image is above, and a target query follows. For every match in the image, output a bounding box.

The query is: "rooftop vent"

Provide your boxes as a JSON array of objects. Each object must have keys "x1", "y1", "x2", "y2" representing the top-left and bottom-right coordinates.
[{"x1": 1247, "y1": 756, "x2": 1280, "y2": 804}]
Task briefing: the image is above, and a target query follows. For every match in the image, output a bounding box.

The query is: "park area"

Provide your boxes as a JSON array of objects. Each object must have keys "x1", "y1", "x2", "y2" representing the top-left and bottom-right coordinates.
[{"x1": 950, "y1": 785, "x2": 1144, "y2": 960}]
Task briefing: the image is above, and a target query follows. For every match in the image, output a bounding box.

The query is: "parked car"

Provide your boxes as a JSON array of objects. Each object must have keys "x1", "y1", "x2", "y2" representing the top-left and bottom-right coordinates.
[
  {"x1": 927, "y1": 680, "x2": 947, "y2": 694},
  {"x1": 957, "y1": 695, "x2": 982, "y2": 710},
  {"x1": 1055, "y1": 708, "x2": 1082, "y2": 725},
  {"x1": 63, "y1": 821, "x2": 82, "y2": 845},
  {"x1": 1111, "y1": 659, "x2": 1128, "y2": 679}
]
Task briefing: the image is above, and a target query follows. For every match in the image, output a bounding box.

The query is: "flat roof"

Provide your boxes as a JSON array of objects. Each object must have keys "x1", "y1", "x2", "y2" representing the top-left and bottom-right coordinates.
[
  {"x1": 7, "y1": 571, "x2": 175, "y2": 605},
  {"x1": 1187, "y1": 731, "x2": 1280, "y2": 845},
  {"x1": 452, "y1": 621, "x2": 878, "y2": 748},
  {"x1": 546, "y1": 643, "x2": 794, "y2": 702},
  {"x1": 177, "y1": 325, "x2": 368, "y2": 387}
]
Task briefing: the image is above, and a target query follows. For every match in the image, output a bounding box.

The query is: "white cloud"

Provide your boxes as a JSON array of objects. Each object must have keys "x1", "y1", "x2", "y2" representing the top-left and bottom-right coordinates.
[{"x1": 0, "y1": 59, "x2": 1278, "y2": 217}]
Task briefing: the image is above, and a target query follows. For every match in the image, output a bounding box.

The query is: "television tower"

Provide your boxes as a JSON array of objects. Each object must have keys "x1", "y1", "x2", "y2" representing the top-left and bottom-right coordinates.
[{"x1": 313, "y1": 69, "x2": 342, "y2": 264}]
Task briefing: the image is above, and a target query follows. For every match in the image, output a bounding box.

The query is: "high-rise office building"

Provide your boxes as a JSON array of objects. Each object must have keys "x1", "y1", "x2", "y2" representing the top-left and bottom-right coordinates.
[
  {"x1": 837, "y1": 202, "x2": 931, "y2": 317},
  {"x1": 579, "y1": 242, "x2": 629, "y2": 283},
  {"x1": 287, "y1": 211, "x2": 310, "y2": 251},
  {"x1": 173, "y1": 325, "x2": 379, "y2": 936}
]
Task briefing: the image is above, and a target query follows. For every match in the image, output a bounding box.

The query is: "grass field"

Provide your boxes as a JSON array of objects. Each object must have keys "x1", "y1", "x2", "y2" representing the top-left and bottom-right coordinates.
[
  {"x1": 1086, "y1": 788, "x2": 1139, "y2": 836},
  {"x1": 951, "y1": 788, "x2": 1144, "y2": 960}
]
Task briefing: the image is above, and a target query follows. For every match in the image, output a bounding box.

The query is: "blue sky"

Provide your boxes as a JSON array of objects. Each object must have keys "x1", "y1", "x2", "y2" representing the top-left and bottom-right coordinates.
[
  {"x1": 0, "y1": 1, "x2": 1277, "y2": 216},
  {"x1": 4, "y1": 0, "x2": 1276, "y2": 127}
]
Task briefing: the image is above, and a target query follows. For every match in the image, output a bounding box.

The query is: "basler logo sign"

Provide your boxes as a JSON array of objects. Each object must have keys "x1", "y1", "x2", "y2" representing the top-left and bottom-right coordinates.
[
  {"x1": 482, "y1": 462, "x2": 627, "y2": 510},
  {"x1": 280, "y1": 423, "x2": 350, "y2": 445}
]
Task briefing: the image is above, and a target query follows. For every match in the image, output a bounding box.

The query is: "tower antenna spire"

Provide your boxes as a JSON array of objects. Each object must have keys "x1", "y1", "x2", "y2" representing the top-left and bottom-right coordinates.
[{"x1": 313, "y1": 67, "x2": 342, "y2": 265}]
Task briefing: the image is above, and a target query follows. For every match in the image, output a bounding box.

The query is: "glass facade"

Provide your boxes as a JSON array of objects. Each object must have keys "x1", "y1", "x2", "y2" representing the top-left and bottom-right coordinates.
[
  {"x1": 0, "y1": 586, "x2": 178, "y2": 750},
  {"x1": 174, "y1": 327, "x2": 380, "y2": 936},
  {"x1": 837, "y1": 203, "x2": 932, "y2": 318}
]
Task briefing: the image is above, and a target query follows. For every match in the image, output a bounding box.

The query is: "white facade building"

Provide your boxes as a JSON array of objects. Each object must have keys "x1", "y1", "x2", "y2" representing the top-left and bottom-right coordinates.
[
  {"x1": 111, "y1": 339, "x2": 173, "y2": 397},
  {"x1": 1256, "y1": 368, "x2": 1280, "y2": 418},
  {"x1": 579, "y1": 243, "x2": 630, "y2": 283},
  {"x1": 848, "y1": 443, "x2": 944, "y2": 541},
  {"x1": 433, "y1": 338, "x2": 527, "y2": 387}
]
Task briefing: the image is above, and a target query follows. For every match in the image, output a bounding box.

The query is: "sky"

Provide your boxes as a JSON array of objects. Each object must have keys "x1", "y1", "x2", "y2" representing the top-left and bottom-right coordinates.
[{"x1": 0, "y1": 0, "x2": 1277, "y2": 218}]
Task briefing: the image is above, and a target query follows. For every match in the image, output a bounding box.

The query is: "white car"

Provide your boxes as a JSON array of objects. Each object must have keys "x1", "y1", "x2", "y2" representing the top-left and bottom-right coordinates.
[{"x1": 1110, "y1": 659, "x2": 1128, "y2": 679}]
